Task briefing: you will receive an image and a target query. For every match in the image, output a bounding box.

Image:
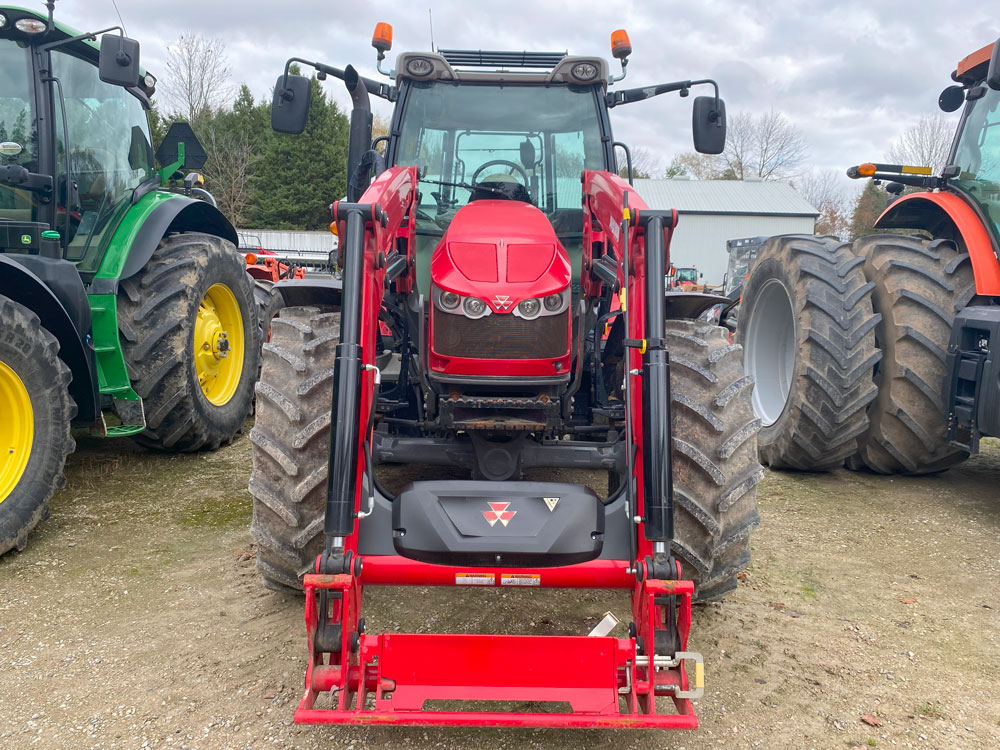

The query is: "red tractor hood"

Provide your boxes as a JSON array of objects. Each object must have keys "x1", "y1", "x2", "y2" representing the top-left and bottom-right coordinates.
[{"x1": 430, "y1": 200, "x2": 571, "y2": 312}]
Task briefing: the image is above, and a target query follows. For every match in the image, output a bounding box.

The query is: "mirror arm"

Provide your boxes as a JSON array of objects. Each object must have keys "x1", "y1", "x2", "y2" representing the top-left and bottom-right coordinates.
[
  {"x1": 282, "y1": 57, "x2": 396, "y2": 101},
  {"x1": 607, "y1": 77, "x2": 720, "y2": 111},
  {"x1": 39, "y1": 25, "x2": 123, "y2": 54}
]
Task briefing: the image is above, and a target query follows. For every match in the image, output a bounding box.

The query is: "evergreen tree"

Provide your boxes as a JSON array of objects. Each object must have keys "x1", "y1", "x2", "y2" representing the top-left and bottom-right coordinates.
[
  {"x1": 251, "y1": 76, "x2": 349, "y2": 229},
  {"x1": 849, "y1": 180, "x2": 890, "y2": 240}
]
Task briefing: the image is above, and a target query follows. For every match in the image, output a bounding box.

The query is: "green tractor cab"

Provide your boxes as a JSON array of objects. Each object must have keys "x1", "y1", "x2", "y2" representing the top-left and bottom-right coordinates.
[{"x1": 0, "y1": 3, "x2": 260, "y2": 555}]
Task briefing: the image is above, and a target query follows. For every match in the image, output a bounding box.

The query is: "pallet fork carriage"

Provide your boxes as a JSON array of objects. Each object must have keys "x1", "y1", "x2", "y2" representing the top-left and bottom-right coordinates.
[{"x1": 251, "y1": 25, "x2": 760, "y2": 730}]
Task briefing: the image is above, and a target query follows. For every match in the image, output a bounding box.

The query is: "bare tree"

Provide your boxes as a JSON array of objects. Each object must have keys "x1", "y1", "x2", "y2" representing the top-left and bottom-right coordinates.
[
  {"x1": 617, "y1": 147, "x2": 662, "y2": 179},
  {"x1": 669, "y1": 152, "x2": 727, "y2": 180},
  {"x1": 163, "y1": 34, "x2": 233, "y2": 124},
  {"x1": 722, "y1": 110, "x2": 807, "y2": 181},
  {"x1": 795, "y1": 169, "x2": 852, "y2": 239},
  {"x1": 886, "y1": 114, "x2": 954, "y2": 173},
  {"x1": 667, "y1": 111, "x2": 807, "y2": 181},
  {"x1": 202, "y1": 127, "x2": 259, "y2": 227}
]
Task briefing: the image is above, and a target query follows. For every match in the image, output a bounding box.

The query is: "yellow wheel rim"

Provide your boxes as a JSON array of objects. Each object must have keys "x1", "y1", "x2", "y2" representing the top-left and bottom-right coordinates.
[
  {"x1": 0, "y1": 361, "x2": 33, "y2": 503},
  {"x1": 194, "y1": 283, "x2": 245, "y2": 406}
]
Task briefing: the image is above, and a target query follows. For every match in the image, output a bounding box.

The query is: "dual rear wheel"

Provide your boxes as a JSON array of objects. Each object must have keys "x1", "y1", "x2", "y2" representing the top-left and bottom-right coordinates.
[{"x1": 738, "y1": 233, "x2": 975, "y2": 474}]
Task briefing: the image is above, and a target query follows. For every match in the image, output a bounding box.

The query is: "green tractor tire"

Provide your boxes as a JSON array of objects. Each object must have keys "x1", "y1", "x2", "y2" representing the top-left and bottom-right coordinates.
[
  {"x1": 0, "y1": 295, "x2": 76, "y2": 556},
  {"x1": 118, "y1": 232, "x2": 260, "y2": 451}
]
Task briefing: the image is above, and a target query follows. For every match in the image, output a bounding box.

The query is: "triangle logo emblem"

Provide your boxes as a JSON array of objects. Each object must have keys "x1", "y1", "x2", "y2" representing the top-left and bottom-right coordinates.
[{"x1": 543, "y1": 497, "x2": 559, "y2": 512}]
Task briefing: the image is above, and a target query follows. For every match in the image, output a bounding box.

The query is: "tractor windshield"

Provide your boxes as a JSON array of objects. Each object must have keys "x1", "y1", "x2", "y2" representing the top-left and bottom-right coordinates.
[
  {"x1": 394, "y1": 80, "x2": 606, "y2": 291},
  {"x1": 0, "y1": 40, "x2": 38, "y2": 223},
  {"x1": 50, "y1": 48, "x2": 155, "y2": 267},
  {"x1": 951, "y1": 85, "x2": 1000, "y2": 242},
  {"x1": 675, "y1": 268, "x2": 698, "y2": 284}
]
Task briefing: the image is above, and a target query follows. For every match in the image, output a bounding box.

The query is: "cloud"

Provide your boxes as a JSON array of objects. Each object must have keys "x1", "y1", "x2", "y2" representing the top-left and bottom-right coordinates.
[{"x1": 50, "y1": 0, "x2": 999, "y2": 183}]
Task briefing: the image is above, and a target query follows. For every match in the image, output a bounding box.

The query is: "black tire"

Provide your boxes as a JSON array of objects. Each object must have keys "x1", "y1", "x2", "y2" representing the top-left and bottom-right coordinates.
[
  {"x1": 737, "y1": 234, "x2": 881, "y2": 470},
  {"x1": 849, "y1": 235, "x2": 975, "y2": 474},
  {"x1": 0, "y1": 295, "x2": 76, "y2": 556},
  {"x1": 666, "y1": 320, "x2": 763, "y2": 600},
  {"x1": 118, "y1": 232, "x2": 260, "y2": 452},
  {"x1": 249, "y1": 306, "x2": 338, "y2": 591},
  {"x1": 253, "y1": 280, "x2": 284, "y2": 345}
]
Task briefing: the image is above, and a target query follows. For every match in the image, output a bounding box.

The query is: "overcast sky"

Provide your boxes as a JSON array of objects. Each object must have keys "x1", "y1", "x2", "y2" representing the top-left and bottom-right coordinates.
[{"x1": 54, "y1": 0, "x2": 999, "y2": 193}]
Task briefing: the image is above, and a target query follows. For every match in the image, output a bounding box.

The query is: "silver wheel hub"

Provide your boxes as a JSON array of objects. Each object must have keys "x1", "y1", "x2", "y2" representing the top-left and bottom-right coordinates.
[{"x1": 745, "y1": 279, "x2": 795, "y2": 427}]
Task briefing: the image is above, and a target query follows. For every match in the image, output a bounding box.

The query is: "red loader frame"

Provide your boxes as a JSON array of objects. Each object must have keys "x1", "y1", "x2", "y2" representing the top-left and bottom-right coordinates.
[{"x1": 295, "y1": 165, "x2": 704, "y2": 729}]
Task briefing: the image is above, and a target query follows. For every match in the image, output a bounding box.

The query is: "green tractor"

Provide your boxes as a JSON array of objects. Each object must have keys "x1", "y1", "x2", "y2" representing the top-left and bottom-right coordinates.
[{"x1": 0, "y1": 4, "x2": 260, "y2": 555}]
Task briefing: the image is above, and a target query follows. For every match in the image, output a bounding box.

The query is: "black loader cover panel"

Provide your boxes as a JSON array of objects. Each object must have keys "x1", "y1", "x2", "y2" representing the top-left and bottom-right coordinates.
[{"x1": 392, "y1": 480, "x2": 604, "y2": 567}]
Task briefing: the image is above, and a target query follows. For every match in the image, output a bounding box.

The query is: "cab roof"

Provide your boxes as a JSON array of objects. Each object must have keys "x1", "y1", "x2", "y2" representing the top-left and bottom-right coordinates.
[
  {"x1": 395, "y1": 49, "x2": 610, "y2": 89},
  {"x1": 952, "y1": 40, "x2": 993, "y2": 84}
]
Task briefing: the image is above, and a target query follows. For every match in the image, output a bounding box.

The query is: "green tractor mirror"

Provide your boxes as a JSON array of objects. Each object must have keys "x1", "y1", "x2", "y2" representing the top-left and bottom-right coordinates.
[{"x1": 98, "y1": 33, "x2": 141, "y2": 87}]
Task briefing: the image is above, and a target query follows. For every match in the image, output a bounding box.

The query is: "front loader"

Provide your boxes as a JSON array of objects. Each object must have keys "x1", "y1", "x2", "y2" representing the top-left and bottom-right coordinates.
[
  {"x1": 0, "y1": 3, "x2": 259, "y2": 555},
  {"x1": 249, "y1": 25, "x2": 761, "y2": 728}
]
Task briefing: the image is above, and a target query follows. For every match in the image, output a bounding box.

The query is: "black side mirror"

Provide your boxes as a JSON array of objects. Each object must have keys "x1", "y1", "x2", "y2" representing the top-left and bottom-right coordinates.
[
  {"x1": 988, "y1": 37, "x2": 1000, "y2": 91},
  {"x1": 519, "y1": 139, "x2": 536, "y2": 170},
  {"x1": 692, "y1": 95, "x2": 726, "y2": 155},
  {"x1": 98, "y1": 34, "x2": 140, "y2": 87},
  {"x1": 155, "y1": 122, "x2": 207, "y2": 171},
  {"x1": 271, "y1": 74, "x2": 312, "y2": 134},
  {"x1": 939, "y1": 85, "x2": 965, "y2": 112}
]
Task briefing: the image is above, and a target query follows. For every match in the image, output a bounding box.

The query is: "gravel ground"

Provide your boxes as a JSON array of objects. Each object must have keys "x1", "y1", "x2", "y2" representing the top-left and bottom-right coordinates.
[{"x1": 0, "y1": 433, "x2": 997, "y2": 749}]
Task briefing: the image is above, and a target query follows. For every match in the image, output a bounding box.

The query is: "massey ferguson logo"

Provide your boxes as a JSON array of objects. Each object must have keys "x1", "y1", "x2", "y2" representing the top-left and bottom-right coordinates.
[
  {"x1": 483, "y1": 502, "x2": 516, "y2": 527},
  {"x1": 493, "y1": 295, "x2": 512, "y2": 310}
]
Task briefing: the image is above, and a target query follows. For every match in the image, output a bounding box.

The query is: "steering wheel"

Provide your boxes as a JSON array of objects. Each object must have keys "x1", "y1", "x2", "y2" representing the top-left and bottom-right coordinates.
[{"x1": 471, "y1": 159, "x2": 529, "y2": 186}]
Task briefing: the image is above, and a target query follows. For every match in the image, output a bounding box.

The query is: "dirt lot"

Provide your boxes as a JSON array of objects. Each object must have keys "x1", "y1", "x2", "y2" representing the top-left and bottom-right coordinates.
[{"x1": 1, "y1": 432, "x2": 998, "y2": 750}]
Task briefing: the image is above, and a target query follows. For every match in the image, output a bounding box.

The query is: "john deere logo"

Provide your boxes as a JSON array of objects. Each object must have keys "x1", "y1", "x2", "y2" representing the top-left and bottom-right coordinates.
[{"x1": 20, "y1": 234, "x2": 31, "y2": 245}]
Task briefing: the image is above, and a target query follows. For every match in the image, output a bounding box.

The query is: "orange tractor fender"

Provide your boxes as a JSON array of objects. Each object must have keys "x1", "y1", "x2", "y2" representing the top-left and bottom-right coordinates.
[{"x1": 874, "y1": 191, "x2": 1000, "y2": 296}]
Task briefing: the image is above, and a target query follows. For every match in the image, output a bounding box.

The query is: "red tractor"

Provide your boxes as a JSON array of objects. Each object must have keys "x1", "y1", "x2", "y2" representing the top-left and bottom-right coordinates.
[{"x1": 249, "y1": 26, "x2": 761, "y2": 729}]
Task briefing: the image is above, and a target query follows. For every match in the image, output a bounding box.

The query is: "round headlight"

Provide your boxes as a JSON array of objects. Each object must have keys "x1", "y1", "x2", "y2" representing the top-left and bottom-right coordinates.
[
  {"x1": 543, "y1": 293, "x2": 563, "y2": 312},
  {"x1": 440, "y1": 290, "x2": 460, "y2": 310},
  {"x1": 143, "y1": 73, "x2": 157, "y2": 89},
  {"x1": 0, "y1": 14, "x2": 8, "y2": 28},
  {"x1": 463, "y1": 297, "x2": 487, "y2": 318},
  {"x1": 15, "y1": 17, "x2": 46, "y2": 34},
  {"x1": 571, "y1": 62, "x2": 599, "y2": 82},
  {"x1": 517, "y1": 298, "x2": 541, "y2": 319},
  {"x1": 405, "y1": 57, "x2": 434, "y2": 77}
]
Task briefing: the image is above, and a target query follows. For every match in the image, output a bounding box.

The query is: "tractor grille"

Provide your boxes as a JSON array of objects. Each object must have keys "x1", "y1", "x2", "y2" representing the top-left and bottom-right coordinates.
[{"x1": 433, "y1": 310, "x2": 569, "y2": 360}]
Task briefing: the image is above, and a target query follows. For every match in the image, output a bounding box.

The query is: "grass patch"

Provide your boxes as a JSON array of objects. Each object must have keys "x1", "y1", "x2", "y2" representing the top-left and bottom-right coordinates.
[
  {"x1": 176, "y1": 493, "x2": 251, "y2": 530},
  {"x1": 916, "y1": 701, "x2": 946, "y2": 719}
]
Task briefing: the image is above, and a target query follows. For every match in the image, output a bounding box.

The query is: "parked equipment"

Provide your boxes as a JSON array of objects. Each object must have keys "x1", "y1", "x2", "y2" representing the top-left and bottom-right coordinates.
[
  {"x1": 248, "y1": 25, "x2": 761, "y2": 729},
  {"x1": 0, "y1": 4, "x2": 259, "y2": 555},
  {"x1": 241, "y1": 244, "x2": 306, "y2": 342},
  {"x1": 736, "y1": 39, "x2": 1000, "y2": 473}
]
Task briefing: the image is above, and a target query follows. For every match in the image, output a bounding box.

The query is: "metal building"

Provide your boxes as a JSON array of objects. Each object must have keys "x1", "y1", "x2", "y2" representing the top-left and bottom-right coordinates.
[{"x1": 633, "y1": 179, "x2": 819, "y2": 286}]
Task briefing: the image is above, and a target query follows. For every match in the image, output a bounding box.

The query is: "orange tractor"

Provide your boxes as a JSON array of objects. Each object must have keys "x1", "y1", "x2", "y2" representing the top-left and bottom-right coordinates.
[{"x1": 736, "y1": 40, "x2": 1000, "y2": 473}]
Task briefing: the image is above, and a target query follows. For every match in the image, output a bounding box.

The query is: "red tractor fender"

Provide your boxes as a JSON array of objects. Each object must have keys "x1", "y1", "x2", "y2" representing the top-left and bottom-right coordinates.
[{"x1": 875, "y1": 191, "x2": 1000, "y2": 296}]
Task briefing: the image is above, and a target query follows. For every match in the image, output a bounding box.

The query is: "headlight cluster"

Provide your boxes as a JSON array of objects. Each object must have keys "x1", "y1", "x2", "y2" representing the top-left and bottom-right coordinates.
[
  {"x1": 433, "y1": 287, "x2": 491, "y2": 320},
  {"x1": 513, "y1": 288, "x2": 570, "y2": 319},
  {"x1": 433, "y1": 286, "x2": 570, "y2": 320}
]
